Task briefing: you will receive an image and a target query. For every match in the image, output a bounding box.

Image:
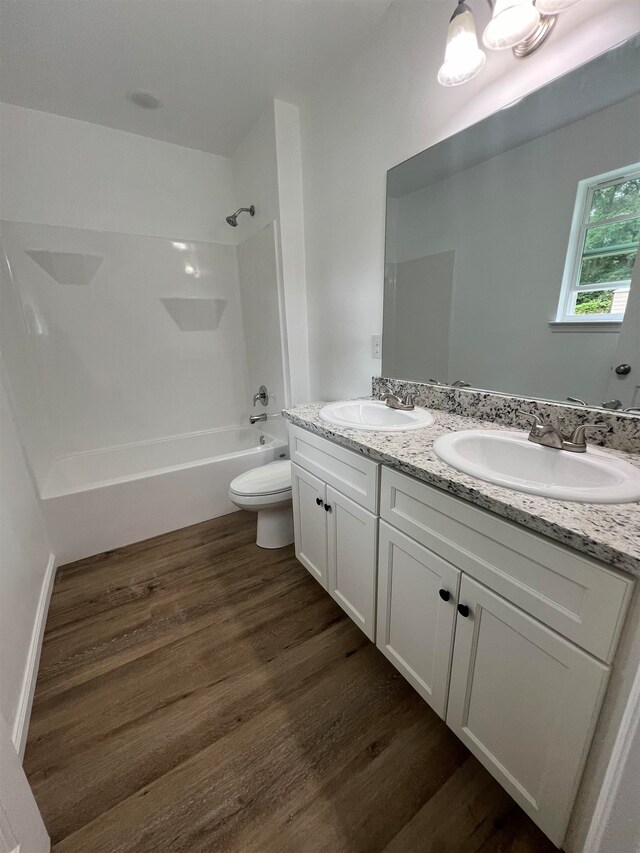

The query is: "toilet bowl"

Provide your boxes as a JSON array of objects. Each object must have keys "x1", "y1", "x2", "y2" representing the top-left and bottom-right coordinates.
[{"x1": 229, "y1": 459, "x2": 294, "y2": 549}]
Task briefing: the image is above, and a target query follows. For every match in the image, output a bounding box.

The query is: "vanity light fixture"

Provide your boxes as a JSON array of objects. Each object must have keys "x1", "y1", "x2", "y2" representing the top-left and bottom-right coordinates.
[
  {"x1": 483, "y1": 0, "x2": 541, "y2": 50},
  {"x1": 438, "y1": 0, "x2": 584, "y2": 86},
  {"x1": 438, "y1": 2, "x2": 486, "y2": 87}
]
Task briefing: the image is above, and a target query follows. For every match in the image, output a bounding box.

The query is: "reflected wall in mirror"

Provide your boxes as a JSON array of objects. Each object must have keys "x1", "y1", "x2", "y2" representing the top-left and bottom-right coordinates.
[{"x1": 383, "y1": 37, "x2": 640, "y2": 412}]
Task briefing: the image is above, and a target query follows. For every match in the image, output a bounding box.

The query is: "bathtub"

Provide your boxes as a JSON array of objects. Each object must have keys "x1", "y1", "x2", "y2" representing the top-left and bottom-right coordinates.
[{"x1": 40, "y1": 421, "x2": 289, "y2": 565}]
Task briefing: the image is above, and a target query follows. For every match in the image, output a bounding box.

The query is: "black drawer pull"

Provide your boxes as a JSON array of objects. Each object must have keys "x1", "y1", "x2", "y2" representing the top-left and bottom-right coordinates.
[
  {"x1": 457, "y1": 604, "x2": 470, "y2": 618},
  {"x1": 315, "y1": 497, "x2": 323, "y2": 506},
  {"x1": 438, "y1": 589, "x2": 450, "y2": 602},
  {"x1": 324, "y1": 503, "x2": 332, "y2": 512}
]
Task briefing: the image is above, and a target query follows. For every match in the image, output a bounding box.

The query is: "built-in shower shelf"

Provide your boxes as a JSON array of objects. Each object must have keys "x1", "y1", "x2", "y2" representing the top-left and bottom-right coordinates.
[
  {"x1": 159, "y1": 297, "x2": 227, "y2": 331},
  {"x1": 25, "y1": 250, "x2": 103, "y2": 285}
]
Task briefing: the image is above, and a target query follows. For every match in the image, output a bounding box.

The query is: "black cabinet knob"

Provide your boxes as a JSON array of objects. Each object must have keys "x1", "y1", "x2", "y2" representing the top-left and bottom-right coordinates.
[
  {"x1": 457, "y1": 604, "x2": 470, "y2": 618},
  {"x1": 438, "y1": 589, "x2": 450, "y2": 602},
  {"x1": 615, "y1": 363, "x2": 631, "y2": 375},
  {"x1": 316, "y1": 497, "x2": 323, "y2": 506},
  {"x1": 324, "y1": 503, "x2": 332, "y2": 512}
]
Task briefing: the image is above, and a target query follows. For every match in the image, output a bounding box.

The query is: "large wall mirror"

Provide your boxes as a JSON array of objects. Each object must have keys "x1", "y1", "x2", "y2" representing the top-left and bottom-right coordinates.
[{"x1": 383, "y1": 37, "x2": 640, "y2": 412}]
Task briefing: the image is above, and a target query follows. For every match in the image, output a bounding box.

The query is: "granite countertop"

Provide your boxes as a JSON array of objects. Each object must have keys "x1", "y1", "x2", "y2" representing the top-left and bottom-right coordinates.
[{"x1": 283, "y1": 401, "x2": 640, "y2": 578}]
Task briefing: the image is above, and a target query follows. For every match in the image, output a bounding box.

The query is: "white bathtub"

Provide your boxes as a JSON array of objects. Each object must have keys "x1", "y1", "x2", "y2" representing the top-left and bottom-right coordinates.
[{"x1": 40, "y1": 421, "x2": 289, "y2": 565}]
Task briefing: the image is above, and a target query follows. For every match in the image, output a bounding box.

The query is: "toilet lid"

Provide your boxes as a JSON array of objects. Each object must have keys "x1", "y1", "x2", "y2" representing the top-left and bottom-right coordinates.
[{"x1": 230, "y1": 460, "x2": 292, "y2": 497}]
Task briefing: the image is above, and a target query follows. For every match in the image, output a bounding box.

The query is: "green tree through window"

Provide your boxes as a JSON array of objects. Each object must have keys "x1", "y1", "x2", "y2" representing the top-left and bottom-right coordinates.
[{"x1": 558, "y1": 168, "x2": 640, "y2": 322}]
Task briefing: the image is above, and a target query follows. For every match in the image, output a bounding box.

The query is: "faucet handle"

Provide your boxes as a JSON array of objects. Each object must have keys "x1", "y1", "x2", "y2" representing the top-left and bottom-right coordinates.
[
  {"x1": 517, "y1": 409, "x2": 544, "y2": 430},
  {"x1": 253, "y1": 385, "x2": 269, "y2": 407},
  {"x1": 403, "y1": 391, "x2": 416, "y2": 406},
  {"x1": 567, "y1": 422, "x2": 608, "y2": 449}
]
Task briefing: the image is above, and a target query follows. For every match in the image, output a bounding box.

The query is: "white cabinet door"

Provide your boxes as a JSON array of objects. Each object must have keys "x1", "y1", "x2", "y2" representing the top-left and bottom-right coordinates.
[
  {"x1": 326, "y1": 486, "x2": 378, "y2": 640},
  {"x1": 291, "y1": 462, "x2": 327, "y2": 588},
  {"x1": 447, "y1": 575, "x2": 609, "y2": 847},
  {"x1": 377, "y1": 521, "x2": 460, "y2": 718}
]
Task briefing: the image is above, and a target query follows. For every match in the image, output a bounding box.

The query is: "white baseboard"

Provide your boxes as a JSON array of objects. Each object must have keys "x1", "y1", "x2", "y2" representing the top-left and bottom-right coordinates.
[{"x1": 11, "y1": 553, "x2": 57, "y2": 759}]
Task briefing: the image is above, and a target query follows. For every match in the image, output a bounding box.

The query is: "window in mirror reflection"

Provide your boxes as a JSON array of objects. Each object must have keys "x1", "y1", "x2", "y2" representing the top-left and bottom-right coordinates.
[{"x1": 558, "y1": 165, "x2": 640, "y2": 322}]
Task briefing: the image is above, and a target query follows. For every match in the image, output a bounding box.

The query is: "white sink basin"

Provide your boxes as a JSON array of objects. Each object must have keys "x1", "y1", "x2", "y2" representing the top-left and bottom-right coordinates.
[
  {"x1": 320, "y1": 400, "x2": 434, "y2": 432},
  {"x1": 433, "y1": 429, "x2": 640, "y2": 504}
]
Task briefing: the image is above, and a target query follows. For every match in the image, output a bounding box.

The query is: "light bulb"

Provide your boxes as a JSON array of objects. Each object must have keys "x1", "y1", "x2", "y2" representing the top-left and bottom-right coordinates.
[
  {"x1": 535, "y1": 0, "x2": 583, "y2": 13},
  {"x1": 438, "y1": 3, "x2": 486, "y2": 87},
  {"x1": 483, "y1": 0, "x2": 540, "y2": 50}
]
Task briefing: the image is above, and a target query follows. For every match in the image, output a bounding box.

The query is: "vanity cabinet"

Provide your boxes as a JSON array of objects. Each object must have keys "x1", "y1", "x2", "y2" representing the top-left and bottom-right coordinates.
[
  {"x1": 289, "y1": 425, "x2": 380, "y2": 640},
  {"x1": 288, "y1": 423, "x2": 634, "y2": 848},
  {"x1": 378, "y1": 466, "x2": 633, "y2": 847}
]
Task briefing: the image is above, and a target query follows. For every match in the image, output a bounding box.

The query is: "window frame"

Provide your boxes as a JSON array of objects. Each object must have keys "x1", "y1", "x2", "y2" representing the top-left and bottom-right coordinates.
[{"x1": 555, "y1": 164, "x2": 640, "y2": 325}]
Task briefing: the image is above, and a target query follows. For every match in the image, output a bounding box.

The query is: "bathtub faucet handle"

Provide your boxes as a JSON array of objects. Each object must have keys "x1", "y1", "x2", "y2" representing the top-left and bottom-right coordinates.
[{"x1": 253, "y1": 385, "x2": 269, "y2": 407}]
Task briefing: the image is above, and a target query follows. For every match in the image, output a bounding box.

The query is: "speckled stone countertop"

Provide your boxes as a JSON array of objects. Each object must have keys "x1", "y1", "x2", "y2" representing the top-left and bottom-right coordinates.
[{"x1": 283, "y1": 401, "x2": 640, "y2": 578}]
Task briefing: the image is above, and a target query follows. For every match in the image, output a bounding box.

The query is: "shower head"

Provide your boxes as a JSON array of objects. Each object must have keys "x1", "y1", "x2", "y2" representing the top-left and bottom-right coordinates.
[{"x1": 225, "y1": 206, "x2": 255, "y2": 227}]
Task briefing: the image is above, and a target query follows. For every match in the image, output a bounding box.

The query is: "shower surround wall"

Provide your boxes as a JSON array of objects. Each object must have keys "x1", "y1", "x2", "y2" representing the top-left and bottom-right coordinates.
[
  {"x1": 2, "y1": 221, "x2": 250, "y2": 463},
  {"x1": 0, "y1": 102, "x2": 295, "y2": 559},
  {"x1": 0, "y1": 103, "x2": 245, "y2": 462}
]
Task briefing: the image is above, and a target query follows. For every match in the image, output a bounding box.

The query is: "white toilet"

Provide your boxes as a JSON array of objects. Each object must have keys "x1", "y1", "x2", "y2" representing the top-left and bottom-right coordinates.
[{"x1": 229, "y1": 459, "x2": 294, "y2": 549}]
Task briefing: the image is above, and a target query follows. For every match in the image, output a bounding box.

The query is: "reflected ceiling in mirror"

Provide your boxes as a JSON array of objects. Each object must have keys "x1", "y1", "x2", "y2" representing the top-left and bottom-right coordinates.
[{"x1": 383, "y1": 36, "x2": 640, "y2": 413}]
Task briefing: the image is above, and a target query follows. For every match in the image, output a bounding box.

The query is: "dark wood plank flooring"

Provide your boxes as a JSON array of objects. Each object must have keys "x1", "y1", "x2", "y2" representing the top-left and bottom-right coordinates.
[{"x1": 25, "y1": 512, "x2": 556, "y2": 852}]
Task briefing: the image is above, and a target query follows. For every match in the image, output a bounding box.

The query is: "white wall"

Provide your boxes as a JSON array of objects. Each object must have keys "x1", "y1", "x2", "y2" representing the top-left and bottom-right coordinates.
[
  {"x1": 232, "y1": 100, "x2": 310, "y2": 404},
  {"x1": 274, "y1": 100, "x2": 310, "y2": 404},
  {"x1": 0, "y1": 102, "x2": 235, "y2": 243},
  {"x1": 0, "y1": 369, "x2": 52, "y2": 744},
  {"x1": 232, "y1": 107, "x2": 280, "y2": 242},
  {"x1": 300, "y1": 0, "x2": 640, "y2": 401},
  {"x1": 237, "y1": 222, "x2": 288, "y2": 415}
]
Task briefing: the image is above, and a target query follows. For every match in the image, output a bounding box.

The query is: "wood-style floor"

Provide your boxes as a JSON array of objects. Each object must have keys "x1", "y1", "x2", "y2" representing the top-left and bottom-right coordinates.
[{"x1": 25, "y1": 511, "x2": 556, "y2": 852}]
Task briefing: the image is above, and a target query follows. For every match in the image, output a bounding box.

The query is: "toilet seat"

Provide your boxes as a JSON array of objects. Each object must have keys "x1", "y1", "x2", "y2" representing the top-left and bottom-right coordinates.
[
  {"x1": 229, "y1": 460, "x2": 291, "y2": 497},
  {"x1": 228, "y1": 460, "x2": 294, "y2": 549}
]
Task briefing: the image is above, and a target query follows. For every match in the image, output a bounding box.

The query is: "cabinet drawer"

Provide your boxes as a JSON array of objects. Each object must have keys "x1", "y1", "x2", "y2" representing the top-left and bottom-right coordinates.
[
  {"x1": 381, "y1": 467, "x2": 633, "y2": 662},
  {"x1": 289, "y1": 424, "x2": 379, "y2": 513}
]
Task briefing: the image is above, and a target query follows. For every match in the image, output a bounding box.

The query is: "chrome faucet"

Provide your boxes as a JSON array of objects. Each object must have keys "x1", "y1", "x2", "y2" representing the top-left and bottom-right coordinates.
[
  {"x1": 518, "y1": 410, "x2": 608, "y2": 453},
  {"x1": 253, "y1": 385, "x2": 269, "y2": 407},
  {"x1": 250, "y1": 413, "x2": 267, "y2": 424},
  {"x1": 381, "y1": 391, "x2": 415, "y2": 411}
]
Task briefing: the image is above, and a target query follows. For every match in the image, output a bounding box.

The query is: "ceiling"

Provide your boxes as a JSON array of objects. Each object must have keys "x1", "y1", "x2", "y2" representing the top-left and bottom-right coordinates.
[{"x1": 0, "y1": 0, "x2": 393, "y2": 157}]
